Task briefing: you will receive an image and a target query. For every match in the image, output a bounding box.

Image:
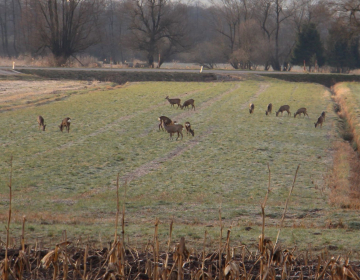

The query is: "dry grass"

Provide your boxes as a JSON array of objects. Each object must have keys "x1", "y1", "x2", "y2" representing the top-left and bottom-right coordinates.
[
  {"x1": 331, "y1": 83, "x2": 360, "y2": 209},
  {"x1": 328, "y1": 142, "x2": 360, "y2": 209}
]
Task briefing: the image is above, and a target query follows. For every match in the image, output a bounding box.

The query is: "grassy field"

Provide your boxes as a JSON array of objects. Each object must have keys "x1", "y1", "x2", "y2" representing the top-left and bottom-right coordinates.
[{"x1": 0, "y1": 76, "x2": 359, "y2": 256}]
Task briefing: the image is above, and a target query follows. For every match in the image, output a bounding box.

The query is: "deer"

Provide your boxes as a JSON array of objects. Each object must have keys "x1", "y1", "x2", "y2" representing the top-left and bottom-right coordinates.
[
  {"x1": 37, "y1": 115, "x2": 46, "y2": 131},
  {"x1": 158, "y1": 116, "x2": 173, "y2": 131},
  {"x1": 185, "y1": 122, "x2": 195, "y2": 136},
  {"x1": 265, "y1": 103, "x2": 272, "y2": 115},
  {"x1": 315, "y1": 115, "x2": 324, "y2": 128},
  {"x1": 163, "y1": 122, "x2": 184, "y2": 140},
  {"x1": 294, "y1": 108, "x2": 309, "y2": 118},
  {"x1": 321, "y1": 111, "x2": 326, "y2": 122},
  {"x1": 276, "y1": 105, "x2": 291, "y2": 116},
  {"x1": 165, "y1": 96, "x2": 181, "y2": 108},
  {"x1": 249, "y1": 103, "x2": 255, "y2": 114},
  {"x1": 59, "y1": 117, "x2": 71, "y2": 133},
  {"x1": 181, "y1": 99, "x2": 195, "y2": 110}
]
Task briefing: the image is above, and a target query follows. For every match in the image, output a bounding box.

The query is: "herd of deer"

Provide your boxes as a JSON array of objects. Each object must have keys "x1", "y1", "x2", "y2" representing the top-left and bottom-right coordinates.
[
  {"x1": 250, "y1": 103, "x2": 326, "y2": 128},
  {"x1": 35, "y1": 96, "x2": 325, "y2": 141},
  {"x1": 36, "y1": 116, "x2": 71, "y2": 132},
  {"x1": 159, "y1": 96, "x2": 196, "y2": 140}
]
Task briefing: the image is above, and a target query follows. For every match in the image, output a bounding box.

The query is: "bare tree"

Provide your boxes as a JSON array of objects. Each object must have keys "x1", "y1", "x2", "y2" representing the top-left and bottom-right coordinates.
[
  {"x1": 127, "y1": 0, "x2": 190, "y2": 68},
  {"x1": 32, "y1": 0, "x2": 105, "y2": 66},
  {"x1": 0, "y1": 0, "x2": 11, "y2": 57}
]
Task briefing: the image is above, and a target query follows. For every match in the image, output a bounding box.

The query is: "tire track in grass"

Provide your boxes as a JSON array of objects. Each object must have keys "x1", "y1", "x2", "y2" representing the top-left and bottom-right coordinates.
[
  {"x1": 26, "y1": 84, "x2": 216, "y2": 159},
  {"x1": 121, "y1": 129, "x2": 212, "y2": 184},
  {"x1": 77, "y1": 81, "x2": 270, "y2": 198},
  {"x1": 240, "y1": 83, "x2": 270, "y2": 110},
  {"x1": 140, "y1": 83, "x2": 243, "y2": 137},
  {"x1": 120, "y1": 82, "x2": 270, "y2": 184}
]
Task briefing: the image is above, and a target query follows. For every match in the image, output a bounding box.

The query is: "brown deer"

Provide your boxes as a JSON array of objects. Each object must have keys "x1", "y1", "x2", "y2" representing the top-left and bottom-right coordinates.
[
  {"x1": 249, "y1": 103, "x2": 255, "y2": 114},
  {"x1": 158, "y1": 116, "x2": 173, "y2": 131},
  {"x1": 59, "y1": 117, "x2": 71, "y2": 133},
  {"x1": 185, "y1": 122, "x2": 195, "y2": 136},
  {"x1": 276, "y1": 105, "x2": 291, "y2": 116},
  {"x1": 165, "y1": 96, "x2": 181, "y2": 108},
  {"x1": 181, "y1": 99, "x2": 195, "y2": 110},
  {"x1": 314, "y1": 115, "x2": 324, "y2": 128},
  {"x1": 265, "y1": 103, "x2": 272, "y2": 115},
  {"x1": 37, "y1": 115, "x2": 46, "y2": 131},
  {"x1": 163, "y1": 122, "x2": 184, "y2": 140},
  {"x1": 321, "y1": 111, "x2": 326, "y2": 122},
  {"x1": 294, "y1": 108, "x2": 309, "y2": 118}
]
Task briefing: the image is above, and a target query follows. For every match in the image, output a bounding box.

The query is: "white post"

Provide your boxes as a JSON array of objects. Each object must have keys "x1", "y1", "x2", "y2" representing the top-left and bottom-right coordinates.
[{"x1": 12, "y1": 61, "x2": 15, "y2": 70}]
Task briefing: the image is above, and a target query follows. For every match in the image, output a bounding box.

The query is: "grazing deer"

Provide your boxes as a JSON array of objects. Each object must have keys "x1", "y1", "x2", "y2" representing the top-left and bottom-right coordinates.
[
  {"x1": 314, "y1": 115, "x2": 324, "y2": 128},
  {"x1": 59, "y1": 117, "x2": 71, "y2": 133},
  {"x1": 163, "y1": 122, "x2": 184, "y2": 140},
  {"x1": 37, "y1": 115, "x2": 46, "y2": 131},
  {"x1": 185, "y1": 122, "x2": 195, "y2": 136},
  {"x1": 165, "y1": 96, "x2": 181, "y2": 108},
  {"x1": 276, "y1": 105, "x2": 291, "y2": 116},
  {"x1": 249, "y1": 103, "x2": 255, "y2": 114},
  {"x1": 158, "y1": 116, "x2": 173, "y2": 131},
  {"x1": 181, "y1": 99, "x2": 195, "y2": 110},
  {"x1": 321, "y1": 111, "x2": 326, "y2": 122},
  {"x1": 294, "y1": 108, "x2": 309, "y2": 118},
  {"x1": 265, "y1": 103, "x2": 272, "y2": 115}
]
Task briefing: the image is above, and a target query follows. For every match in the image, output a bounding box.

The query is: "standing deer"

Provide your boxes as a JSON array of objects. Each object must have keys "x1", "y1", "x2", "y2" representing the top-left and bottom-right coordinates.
[
  {"x1": 321, "y1": 111, "x2": 326, "y2": 122},
  {"x1": 165, "y1": 96, "x2": 181, "y2": 108},
  {"x1": 294, "y1": 108, "x2": 309, "y2": 118},
  {"x1": 181, "y1": 99, "x2": 195, "y2": 110},
  {"x1": 59, "y1": 117, "x2": 71, "y2": 133},
  {"x1": 158, "y1": 116, "x2": 173, "y2": 131},
  {"x1": 37, "y1": 115, "x2": 46, "y2": 131},
  {"x1": 315, "y1": 115, "x2": 324, "y2": 128},
  {"x1": 265, "y1": 103, "x2": 272, "y2": 115},
  {"x1": 163, "y1": 122, "x2": 184, "y2": 140},
  {"x1": 249, "y1": 103, "x2": 255, "y2": 114},
  {"x1": 276, "y1": 105, "x2": 291, "y2": 116},
  {"x1": 185, "y1": 122, "x2": 195, "y2": 136}
]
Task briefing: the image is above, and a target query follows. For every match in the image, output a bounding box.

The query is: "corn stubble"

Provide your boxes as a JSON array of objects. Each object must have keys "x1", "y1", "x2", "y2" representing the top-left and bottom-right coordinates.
[{"x1": 1, "y1": 170, "x2": 360, "y2": 279}]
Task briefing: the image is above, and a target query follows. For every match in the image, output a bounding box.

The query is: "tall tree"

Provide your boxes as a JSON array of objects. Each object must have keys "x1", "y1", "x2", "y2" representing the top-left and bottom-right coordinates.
[
  {"x1": 291, "y1": 22, "x2": 325, "y2": 71},
  {"x1": 255, "y1": 0, "x2": 299, "y2": 70},
  {"x1": 33, "y1": 0, "x2": 104, "y2": 66},
  {"x1": 0, "y1": 0, "x2": 11, "y2": 56},
  {"x1": 128, "y1": 0, "x2": 190, "y2": 68},
  {"x1": 327, "y1": 20, "x2": 360, "y2": 73},
  {"x1": 209, "y1": 0, "x2": 244, "y2": 69}
]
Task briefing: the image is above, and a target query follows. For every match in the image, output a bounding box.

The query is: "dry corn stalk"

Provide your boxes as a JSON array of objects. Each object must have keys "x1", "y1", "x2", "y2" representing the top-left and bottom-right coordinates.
[
  {"x1": 224, "y1": 261, "x2": 240, "y2": 280},
  {"x1": 41, "y1": 241, "x2": 71, "y2": 280},
  {"x1": 174, "y1": 237, "x2": 189, "y2": 280}
]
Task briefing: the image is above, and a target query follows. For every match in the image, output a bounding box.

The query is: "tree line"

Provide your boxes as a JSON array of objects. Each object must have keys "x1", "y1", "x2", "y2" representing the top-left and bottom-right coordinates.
[{"x1": 0, "y1": 0, "x2": 359, "y2": 72}]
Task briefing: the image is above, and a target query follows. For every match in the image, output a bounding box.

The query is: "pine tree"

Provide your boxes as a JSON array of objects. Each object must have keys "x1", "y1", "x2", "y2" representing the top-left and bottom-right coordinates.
[
  {"x1": 291, "y1": 23, "x2": 325, "y2": 71},
  {"x1": 327, "y1": 21, "x2": 360, "y2": 73}
]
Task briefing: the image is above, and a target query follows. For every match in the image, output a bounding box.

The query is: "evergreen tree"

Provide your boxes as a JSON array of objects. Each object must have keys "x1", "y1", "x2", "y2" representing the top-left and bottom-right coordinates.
[
  {"x1": 326, "y1": 21, "x2": 360, "y2": 73},
  {"x1": 291, "y1": 23, "x2": 325, "y2": 71}
]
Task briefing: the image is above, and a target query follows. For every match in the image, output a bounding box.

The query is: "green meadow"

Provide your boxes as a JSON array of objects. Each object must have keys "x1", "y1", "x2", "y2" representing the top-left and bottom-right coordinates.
[{"x1": 1, "y1": 76, "x2": 359, "y2": 256}]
